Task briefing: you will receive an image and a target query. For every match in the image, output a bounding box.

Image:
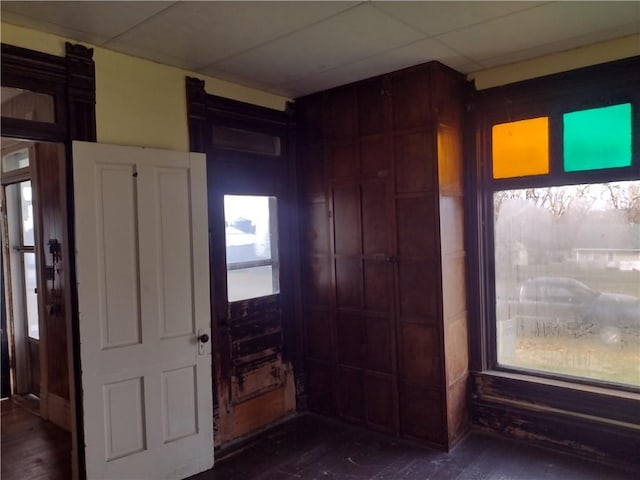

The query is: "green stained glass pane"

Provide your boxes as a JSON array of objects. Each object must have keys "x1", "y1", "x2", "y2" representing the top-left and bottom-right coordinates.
[{"x1": 563, "y1": 103, "x2": 632, "y2": 172}]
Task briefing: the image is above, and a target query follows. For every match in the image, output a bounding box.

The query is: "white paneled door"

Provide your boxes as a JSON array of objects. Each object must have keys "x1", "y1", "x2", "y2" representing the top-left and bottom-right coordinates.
[{"x1": 73, "y1": 142, "x2": 213, "y2": 479}]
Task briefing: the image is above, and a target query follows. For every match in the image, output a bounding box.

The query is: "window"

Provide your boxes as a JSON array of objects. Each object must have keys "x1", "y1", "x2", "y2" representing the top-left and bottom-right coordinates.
[
  {"x1": 4, "y1": 180, "x2": 39, "y2": 340},
  {"x1": 482, "y1": 93, "x2": 639, "y2": 389},
  {"x1": 224, "y1": 195, "x2": 279, "y2": 302}
]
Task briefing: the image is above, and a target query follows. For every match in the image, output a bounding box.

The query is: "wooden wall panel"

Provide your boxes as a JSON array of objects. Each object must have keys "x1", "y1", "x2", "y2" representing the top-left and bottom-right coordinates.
[
  {"x1": 329, "y1": 142, "x2": 359, "y2": 180},
  {"x1": 338, "y1": 367, "x2": 364, "y2": 421},
  {"x1": 398, "y1": 322, "x2": 442, "y2": 385},
  {"x1": 364, "y1": 373, "x2": 395, "y2": 432},
  {"x1": 302, "y1": 256, "x2": 332, "y2": 307},
  {"x1": 305, "y1": 310, "x2": 335, "y2": 362},
  {"x1": 335, "y1": 257, "x2": 362, "y2": 309},
  {"x1": 390, "y1": 67, "x2": 431, "y2": 131},
  {"x1": 299, "y1": 147, "x2": 325, "y2": 201},
  {"x1": 358, "y1": 78, "x2": 386, "y2": 136},
  {"x1": 332, "y1": 185, "x2": 361, "y2": 255},
  {"x1": 306, "y1": 360, "x2": 337, "y2": 415},
  {"x1": 337, "y1": 313, "x2": 362, "y2": 368},
  {"x1": 399, "y1": 384, "x2": 444, "y2": 444},
  {"x1": 360, "y1": 137, "x2": 388, "y2": 178},
  {"x1": 302, "y1": 202, "x2": 330, "y2": 255},
  {"x1": 362, "y1": 261, "x2": 392, "y2": 313},
  {"x1": 361, "y1": 182, "x2": 388, "y2": 256},
  {"x1": 396, "y1": 196, "x2": 437, "y2": 257},
  {"x1": 394, "y1": 132, "x2": 435, "y2": 193},
  {"x1": 397, "y1": 261, "x2": 439, "y2": 319},
  {"x1": 34, "y1": 143, "x2": 69, "y2": 402},
  {"x1": 364, "y1": 316, "x2": 393, "y2": 374},
  {"x1": 325, "y1": 86, "x2": 357, "y2": 140}
]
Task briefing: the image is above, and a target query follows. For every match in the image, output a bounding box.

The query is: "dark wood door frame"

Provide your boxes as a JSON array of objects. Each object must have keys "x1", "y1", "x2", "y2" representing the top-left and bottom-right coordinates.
[
  {"x1": 1, "y1": 41, "x2": 96, "y2": 480},
  {"x1": 186, "y1": 78, "x2": 304, "y2": 445}
]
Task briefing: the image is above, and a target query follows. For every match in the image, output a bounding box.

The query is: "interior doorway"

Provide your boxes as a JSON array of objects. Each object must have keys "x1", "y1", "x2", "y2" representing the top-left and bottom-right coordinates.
[{"x1": 1, "y1": 136, "x2": 72, "y2": 480}]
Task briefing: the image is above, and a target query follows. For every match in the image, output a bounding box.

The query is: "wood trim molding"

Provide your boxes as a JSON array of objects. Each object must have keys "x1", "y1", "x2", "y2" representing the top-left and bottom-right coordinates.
[
  {"x1": 2, "y1": 41, "x2": 96, "y2": 480},
  {"x1": 46, "y1": 391, "x2": 72, "y2": 431},
  {"x1": 65, "y1": 42, "x2": 96, "y2": 142},
  {"x1": 471, "y1": 371, "x2": 640, "y2": 470}
]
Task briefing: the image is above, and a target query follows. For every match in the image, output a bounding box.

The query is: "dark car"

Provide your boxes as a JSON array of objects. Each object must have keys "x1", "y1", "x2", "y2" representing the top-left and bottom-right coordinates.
[{"x1": 517, "y1": 276, "x2": 640, "y2": 343}]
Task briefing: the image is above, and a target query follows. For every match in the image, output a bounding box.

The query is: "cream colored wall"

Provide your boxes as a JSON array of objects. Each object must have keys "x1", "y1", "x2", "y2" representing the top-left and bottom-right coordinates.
[
  {"x1": 1, "y1": 22, "x2": 291, "y2": 151},
  {"x1": 470, "y1": 34, "x2": 640, "y2": 90}
]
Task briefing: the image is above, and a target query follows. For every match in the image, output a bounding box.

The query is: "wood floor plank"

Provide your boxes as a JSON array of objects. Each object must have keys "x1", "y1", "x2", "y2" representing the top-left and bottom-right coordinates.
[
  {"x1": 1, "y1": 398, "x2": 71, "y2": 480},
  {"x1": 189, "y1": 414, "x2": 639, "y2": 480}
]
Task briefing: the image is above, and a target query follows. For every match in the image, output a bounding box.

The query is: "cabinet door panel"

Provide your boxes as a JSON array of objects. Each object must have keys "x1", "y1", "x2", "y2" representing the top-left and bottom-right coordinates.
[
  {"x1": 363, "y1": 260, "x2": 392, "y2": 313},
  {"x1": 360, "y1": 136, "x2": 388, "y2": 178},
  {"x1": 364, "y1": 374, "x2": 395, "y2": 432},
  {"x1": 362, "y1": 182, "x2": 388, "y2": 256},
  {"x1": 329, "y1": 142, "x2": 359, "y2": 180},
  {"x1": 338, "y1": 367, "x2": 364, "y2": 421},
  {"x1": 391, "y1": 68, "x2": 431, "y2": 131},
  {"x1": 337, "y1": 314, "x2": 363, "y2": 368},
  {"x1": 332, "y1": 185, "x2": 361, "y2": 255},
  {"x1": 335, "y1": 257, "x2": 362, "y2": 309},
  {"x1": 358, "y1": 78, "x2": 385, "y2": 136},
  {"x1": 364, "y1": 316, "x2": 393, "y2": 374}
]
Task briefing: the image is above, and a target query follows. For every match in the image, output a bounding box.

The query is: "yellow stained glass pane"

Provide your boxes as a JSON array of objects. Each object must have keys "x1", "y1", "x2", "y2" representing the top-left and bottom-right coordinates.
[{"x1": 492, "y1": 117, "x2": 549, "y2": 179}]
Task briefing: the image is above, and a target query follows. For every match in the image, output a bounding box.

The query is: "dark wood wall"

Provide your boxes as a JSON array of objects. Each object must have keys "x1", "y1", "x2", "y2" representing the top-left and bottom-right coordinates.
[
  {"x1": 33, "y1": 142, "x2": 71, "y2": 430},
  {"x1": 296, "y1": 61, "x2": 470, "y2": 449}
]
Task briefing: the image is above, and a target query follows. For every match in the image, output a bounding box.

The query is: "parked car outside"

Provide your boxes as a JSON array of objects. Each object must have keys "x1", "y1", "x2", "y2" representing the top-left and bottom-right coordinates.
[{"x1": 515, "y1": 276, "x2": 640, "y2": 344}]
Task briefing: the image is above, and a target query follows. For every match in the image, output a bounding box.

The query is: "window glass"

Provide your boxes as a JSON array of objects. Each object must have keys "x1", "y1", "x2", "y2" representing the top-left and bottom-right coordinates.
[
  {"x1": 564, "y1": 103, "x2": 632, "y2": 172},
  {"x1": 2, "y1": 148, "x2": 29, "y2": 173},
  {"x1": 494, "y1": 181, "x2": 640, "y2": 386},
  {"x1": 1, "y1": 87, "x2": 54, "y2": 123},
  {"x1": 23, "y1": 253, "x2": 39, "y2": 339},
  {"x1": 20, "y1": 181, "x2": 34, "y2": 246},
  {"x1": 224, "y1": 195, "x2": 279, "y2": 301},
  {"x1": 492, "y1": 117, "x2": 549, "y2": 179}
]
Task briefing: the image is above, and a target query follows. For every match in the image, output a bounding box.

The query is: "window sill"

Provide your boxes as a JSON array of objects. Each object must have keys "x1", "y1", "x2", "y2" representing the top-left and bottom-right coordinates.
[{"x1": 471, "y1": 370, "x2": 640, "y2": 426}]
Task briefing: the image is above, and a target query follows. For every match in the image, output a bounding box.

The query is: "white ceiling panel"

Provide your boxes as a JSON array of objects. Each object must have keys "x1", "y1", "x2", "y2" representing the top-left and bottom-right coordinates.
[
  {"x1": 207, "y1": 3, "x2": 425, "y2": 86},
  {"x1": 284, "y1": 38, "x2": 482, "y2": 96},
  {"x1": 478, "y1": 22, "x2": 640, "y2": 69},
  {"x1": 2, "y1": 1, "x2": 638, "y2": 99},
  {"x1": 372, "y1": 1, "x2": 546, "y2": 37},
  {"x1": 1, "y1": 1, "x2": 175, "y2": 43},
  {"x1": 107, "y1": 1, "x2": 358, "y2": 67},
  {"x1": 437, "y1": 2, "x2": 640, "y2": 63}
]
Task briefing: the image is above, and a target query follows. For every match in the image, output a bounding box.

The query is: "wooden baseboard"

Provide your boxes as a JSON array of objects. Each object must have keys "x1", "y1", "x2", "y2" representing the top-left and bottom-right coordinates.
[
  {"x1": 470, "y1": 371, "x2": 640, "y2": 471},
  {"x1": 46, "y1": 393, "x2": 71, "y2": 431}
]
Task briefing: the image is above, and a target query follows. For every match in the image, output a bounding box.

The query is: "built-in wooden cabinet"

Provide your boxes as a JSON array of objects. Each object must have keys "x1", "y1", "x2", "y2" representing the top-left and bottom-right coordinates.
[{"x1": 296, "y1": 61, "x2": 469, "y2": 449}]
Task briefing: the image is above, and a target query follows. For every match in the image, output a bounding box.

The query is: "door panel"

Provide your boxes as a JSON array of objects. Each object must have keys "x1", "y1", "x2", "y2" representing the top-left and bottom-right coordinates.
[{"x1": 73, "y1": 142, "x2": 213, "y2": 479}]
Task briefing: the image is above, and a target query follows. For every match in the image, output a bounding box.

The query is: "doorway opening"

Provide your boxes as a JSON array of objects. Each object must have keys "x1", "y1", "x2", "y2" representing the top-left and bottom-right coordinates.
[{"x1": 1, "y1": 136, "x2": 71, "y2": 480}]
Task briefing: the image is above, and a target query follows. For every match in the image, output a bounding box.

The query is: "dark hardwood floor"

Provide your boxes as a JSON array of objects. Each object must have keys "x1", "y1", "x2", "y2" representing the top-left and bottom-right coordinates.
[
  {"x1": 2, "y1": 399, "x2": 637, "y2": 480},
  {"x1": 1, "y1": 397, "x2": 71, "y2": 480},
  {"x1": 190, "y1": 414, "x2": 639, "y2": 480}
]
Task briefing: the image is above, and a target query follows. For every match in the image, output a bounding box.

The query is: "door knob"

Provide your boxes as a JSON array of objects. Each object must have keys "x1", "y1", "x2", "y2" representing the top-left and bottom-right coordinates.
[{"x1": 198, "y1": 333, "x2": 210, "y2": 344}]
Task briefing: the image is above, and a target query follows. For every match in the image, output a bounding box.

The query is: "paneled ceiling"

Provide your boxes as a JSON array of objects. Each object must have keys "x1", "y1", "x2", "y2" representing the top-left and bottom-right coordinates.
[{"x1": 2, "y1": 1, "x2": 639, "y2": 98}]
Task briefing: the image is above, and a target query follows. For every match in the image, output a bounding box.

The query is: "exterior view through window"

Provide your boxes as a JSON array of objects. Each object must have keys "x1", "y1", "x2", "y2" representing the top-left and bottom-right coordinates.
[
  {"x1": 495, "y1": 181, "x2": 640, "y2": 386},
  {"x1": 224, "y1": 195, "x2": 279, "y2": 302}
]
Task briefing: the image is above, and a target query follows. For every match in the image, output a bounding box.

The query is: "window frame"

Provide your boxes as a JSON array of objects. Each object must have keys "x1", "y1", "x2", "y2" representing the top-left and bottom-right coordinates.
[{"x1": 468, "y1": 56, "x2": 640, "y2": 394}]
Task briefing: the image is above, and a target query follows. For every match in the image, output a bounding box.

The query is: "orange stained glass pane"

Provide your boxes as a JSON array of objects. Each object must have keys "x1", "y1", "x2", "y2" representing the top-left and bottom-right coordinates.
[{"x1": 492, "y1": 117, "x2": 549, "y2": 179}]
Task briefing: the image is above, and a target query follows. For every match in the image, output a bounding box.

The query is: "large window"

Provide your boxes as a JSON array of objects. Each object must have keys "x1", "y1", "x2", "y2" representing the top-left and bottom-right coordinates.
[{"x1": 482, "y1": 95, "x2": 639, "y2": 389}]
